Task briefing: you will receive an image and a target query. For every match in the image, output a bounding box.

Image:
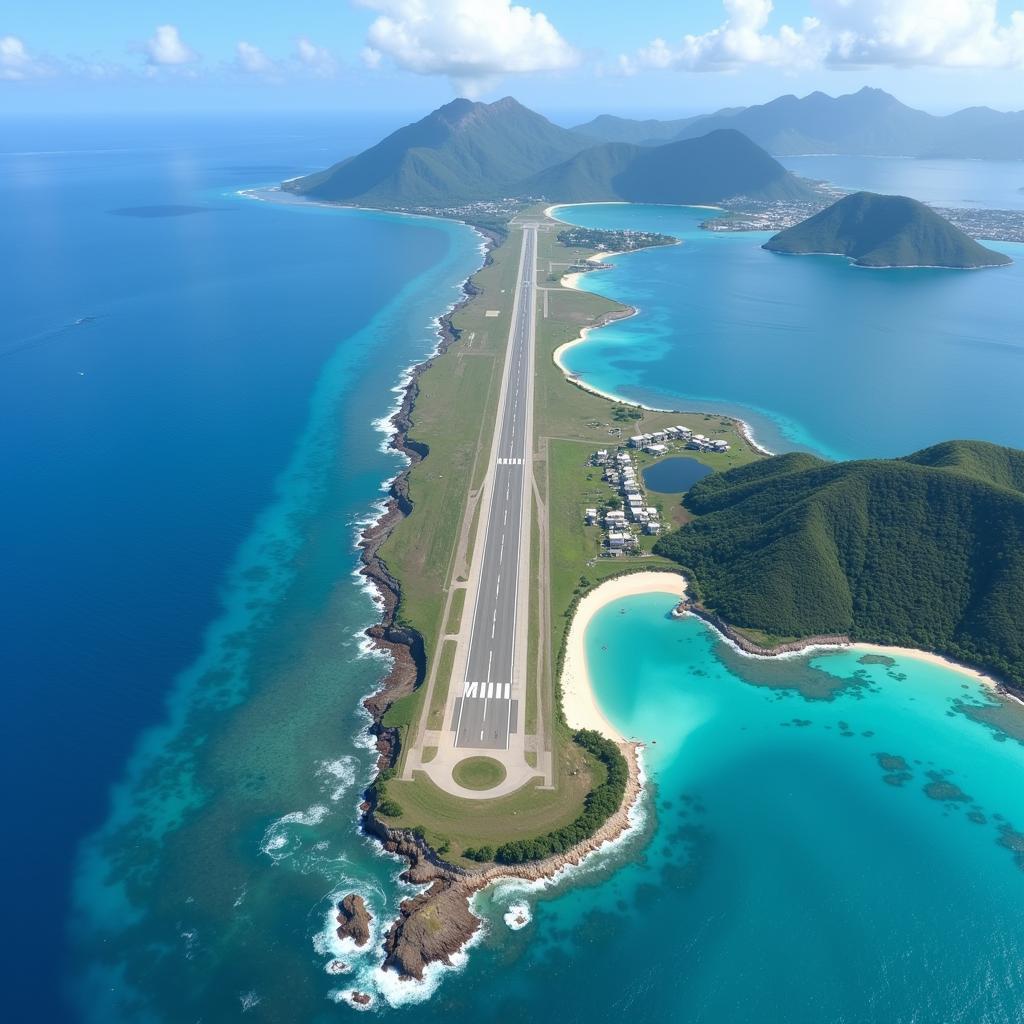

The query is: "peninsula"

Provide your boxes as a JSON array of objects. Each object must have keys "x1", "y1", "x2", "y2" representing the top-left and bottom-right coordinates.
[
  {"x1": 282, "y1": 97, "x2": 1023, "y2": 988},
  {"x1": 763, "y1": 192, "x2": 1012, "y2": 268}
]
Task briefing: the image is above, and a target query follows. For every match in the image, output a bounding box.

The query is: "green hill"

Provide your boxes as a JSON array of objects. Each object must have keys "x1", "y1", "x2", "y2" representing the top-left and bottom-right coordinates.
[
  {"x1": 284, "y1": 97, "x2": 591, "y2": 206},
  {"x1": 654, "y1": 440, "x2": 1024, "y2": 689},
  {"x1": 764, "y1": 192, "x2": 1011, "y2": 268},
  {"x1": 523, "y1": 130, "x2": 816, "y2": 205}
]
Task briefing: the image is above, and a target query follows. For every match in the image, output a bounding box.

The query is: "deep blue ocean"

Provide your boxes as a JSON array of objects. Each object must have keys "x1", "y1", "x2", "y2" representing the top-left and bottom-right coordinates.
[
  {"x1": 0, "y1": 115, "x2": 483, "y2": 1021},
  {"x1": 4, "y1": 122, "x2": 1024, "y2": 1022}
]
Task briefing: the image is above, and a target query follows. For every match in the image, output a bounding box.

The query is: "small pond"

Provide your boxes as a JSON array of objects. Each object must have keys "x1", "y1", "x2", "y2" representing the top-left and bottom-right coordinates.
[{"x1": 642, "y1": 456, "x2": 713, "y2": 493}]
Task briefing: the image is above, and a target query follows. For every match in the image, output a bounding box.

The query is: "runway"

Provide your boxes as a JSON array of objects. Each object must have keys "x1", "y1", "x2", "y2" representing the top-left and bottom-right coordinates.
[{"x1": 453, "y1": 225, "x2": 536, "y2": 749}]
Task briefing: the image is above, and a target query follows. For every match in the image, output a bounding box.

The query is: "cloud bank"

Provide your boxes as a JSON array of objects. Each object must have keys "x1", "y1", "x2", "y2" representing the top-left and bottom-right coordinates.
[
  {"x1": 1, "y1": 35, "x2": 55, "y2": 80},
  {"x1": 359, "y1": 0, "x2": 578, "y2": 95},
  {"x1": 623, "y1": 0, "x2": 1024, "y2": 73}
]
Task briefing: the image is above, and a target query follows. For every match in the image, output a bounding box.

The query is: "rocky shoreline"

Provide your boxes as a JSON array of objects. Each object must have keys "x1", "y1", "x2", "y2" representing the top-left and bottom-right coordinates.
[
  {"x1": 359, "y1": 740, "x2": 644, "y2": 980},
  {"x1": 683, "y1": 601, "x2": 852, "y2": 657}
]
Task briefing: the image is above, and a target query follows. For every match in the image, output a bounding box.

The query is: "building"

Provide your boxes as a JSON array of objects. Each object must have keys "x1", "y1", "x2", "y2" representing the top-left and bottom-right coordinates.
[
  {"x1": 645, "y1": 443, "x2": 669, "y2": 455},
  {"x1": 585, "y1": 508, "x2": 598, "y2": 525}
]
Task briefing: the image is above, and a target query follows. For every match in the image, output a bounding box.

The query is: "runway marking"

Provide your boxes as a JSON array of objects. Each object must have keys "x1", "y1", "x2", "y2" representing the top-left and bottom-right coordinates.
[{"x1": 504, "y1": 683, "x2": 511, "y2": 700}]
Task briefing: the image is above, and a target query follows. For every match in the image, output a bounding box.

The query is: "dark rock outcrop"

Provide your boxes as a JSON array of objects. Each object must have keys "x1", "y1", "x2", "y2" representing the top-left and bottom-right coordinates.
[{"x1": 336, "y1": 894, "x2": 373, "y2": 947}]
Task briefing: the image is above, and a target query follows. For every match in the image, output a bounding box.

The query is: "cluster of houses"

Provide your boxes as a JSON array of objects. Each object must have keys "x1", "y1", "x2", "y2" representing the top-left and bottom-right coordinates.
[
  {"x1": 628, "y1": 426, "x2": 731, "y2": 454},
  {"x1": 585, "y1": 449, "x2": 663, "y2": 554}
]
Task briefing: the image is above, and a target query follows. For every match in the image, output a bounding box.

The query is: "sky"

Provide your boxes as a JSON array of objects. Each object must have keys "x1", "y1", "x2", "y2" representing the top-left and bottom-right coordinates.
[{"x1": 4, "y1": 1, "x2": 1024, "y2": 121}]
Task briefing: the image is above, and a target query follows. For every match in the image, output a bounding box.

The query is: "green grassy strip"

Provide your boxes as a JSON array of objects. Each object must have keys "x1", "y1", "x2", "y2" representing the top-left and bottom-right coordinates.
[{"x1": 427, "y1": 639, "x2": 457, "y2": 731}]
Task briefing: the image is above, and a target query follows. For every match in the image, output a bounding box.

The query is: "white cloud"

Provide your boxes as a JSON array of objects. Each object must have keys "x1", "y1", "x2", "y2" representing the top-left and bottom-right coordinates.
[
  {"x1": 358, "y1": 0, "x2": 578, "y2": 96},
  {"x1": 0, "y1": 35, "x2": 56, "y2": 80},
  {"x1": 235, "y1": 41, "x2": 274, "y2": 75},
  {"x1": 294, "y1": 36, "x2": 338, "y2": 77},
  {"x1": 144, "y1": 25, "x2": 197, "y2": 67},
  {"x1": 818, "y1": 0, "x2": 1024, "y2": 68},
  {"x1": 624, "y1": 0, "x2": 1024, "y2": 73}
]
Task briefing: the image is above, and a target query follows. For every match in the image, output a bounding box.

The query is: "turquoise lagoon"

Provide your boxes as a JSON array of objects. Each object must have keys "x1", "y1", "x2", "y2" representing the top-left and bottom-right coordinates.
[
  {"x1": 568, "y1": 593, "x2": 1024, "y2": 1022},
  {"x1": 555, "y1": 203, "x2": 1024, "y2": 459}
]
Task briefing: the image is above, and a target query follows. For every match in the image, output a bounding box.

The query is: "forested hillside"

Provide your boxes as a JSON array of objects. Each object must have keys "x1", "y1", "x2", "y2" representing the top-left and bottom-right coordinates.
[{"x1": 654, "y1": 441, "x2": 1024, "y2": 688}]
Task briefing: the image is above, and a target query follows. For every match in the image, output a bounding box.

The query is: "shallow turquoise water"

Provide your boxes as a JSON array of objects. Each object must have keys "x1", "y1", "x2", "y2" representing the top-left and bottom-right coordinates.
[
  {"x1": 556, "y1": 203, "x2": 1024, "y2": 459},
  {"x1": 571, "y1": 593, "x2": 1024, "y2": 1022}
]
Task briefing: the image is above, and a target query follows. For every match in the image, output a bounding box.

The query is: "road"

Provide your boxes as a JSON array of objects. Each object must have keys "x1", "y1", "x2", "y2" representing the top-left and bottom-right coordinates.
[{"x1": 453, "y1": 224, "x2": 537, "y2": 750}]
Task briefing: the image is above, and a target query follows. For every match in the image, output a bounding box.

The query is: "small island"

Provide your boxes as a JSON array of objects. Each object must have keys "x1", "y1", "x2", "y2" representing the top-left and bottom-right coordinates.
[{"x1": 763, "y1": 191, "x2": 1011, "y2": 268}]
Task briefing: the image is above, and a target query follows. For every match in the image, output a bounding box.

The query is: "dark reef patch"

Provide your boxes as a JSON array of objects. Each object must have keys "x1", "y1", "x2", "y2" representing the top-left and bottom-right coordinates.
[
  {"x1": 875, "y1": 752, "x2": 914, "y2": 787},
  {"x1": 923, "y1": 771, "x2": 972, "y2": 804}
]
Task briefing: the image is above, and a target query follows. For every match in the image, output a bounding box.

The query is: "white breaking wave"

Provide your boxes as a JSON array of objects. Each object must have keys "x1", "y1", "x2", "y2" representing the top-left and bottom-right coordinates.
[
  {"x1": 316, "y1": 756, "x2": 359, "y2": 801},
  {"x1": 259, "y1": 804, "x2": 331, "y2": 861},
  {"x1": 328, "y1": 988, "x2": 374, "y2": 1011},
  {"x1": 502, "y1": 900, "x2": 532, "y2": 931}
]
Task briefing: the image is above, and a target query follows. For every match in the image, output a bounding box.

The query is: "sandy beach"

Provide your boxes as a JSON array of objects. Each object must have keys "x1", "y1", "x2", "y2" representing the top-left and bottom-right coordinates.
[
  {"x1": 848, "y1": 642, "x2": 1007, "y2": 693},
  {"x1": 560, "y1": 571, "x2": 687, "y2": 741}
]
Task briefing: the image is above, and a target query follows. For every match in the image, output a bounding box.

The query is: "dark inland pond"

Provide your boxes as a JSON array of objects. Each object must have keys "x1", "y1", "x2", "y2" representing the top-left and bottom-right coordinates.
[{"x1": 642, "y1": 456, "x2": 713, "y2": 493}]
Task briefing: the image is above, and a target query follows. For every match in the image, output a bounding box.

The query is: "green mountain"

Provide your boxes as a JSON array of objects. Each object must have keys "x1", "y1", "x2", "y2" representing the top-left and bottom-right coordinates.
[
  {"x1": 654, "y1": 441, "x2": 1024, "y2": 689},
  {"x1": 522, "y1": 130, "x2": 816, "y2": 204},
  {"x1": 284, "y1": 99, "x2": 813, "y2": 209},
  {"x1": 764, "y1": 192, "x2": 1011, "y2": 268},
  {"x1": 570, "y1": 108, "x2": 744, "y2": 146},
  {"x1": 673, "y1": 87, "x2": 1024, "y2": 159},
  {"x1": 284, "y1": 97, "x2": 591, "y2": 206}
]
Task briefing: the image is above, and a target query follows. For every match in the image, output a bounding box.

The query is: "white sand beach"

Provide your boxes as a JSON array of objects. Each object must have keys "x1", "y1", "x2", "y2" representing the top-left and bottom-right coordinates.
[
  {"x1": 560, "y1": 571, "x2": 687, "y2": 741},
  {"x1": 849, "y1": 642, "x2": 1006, "y2": 693}
]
